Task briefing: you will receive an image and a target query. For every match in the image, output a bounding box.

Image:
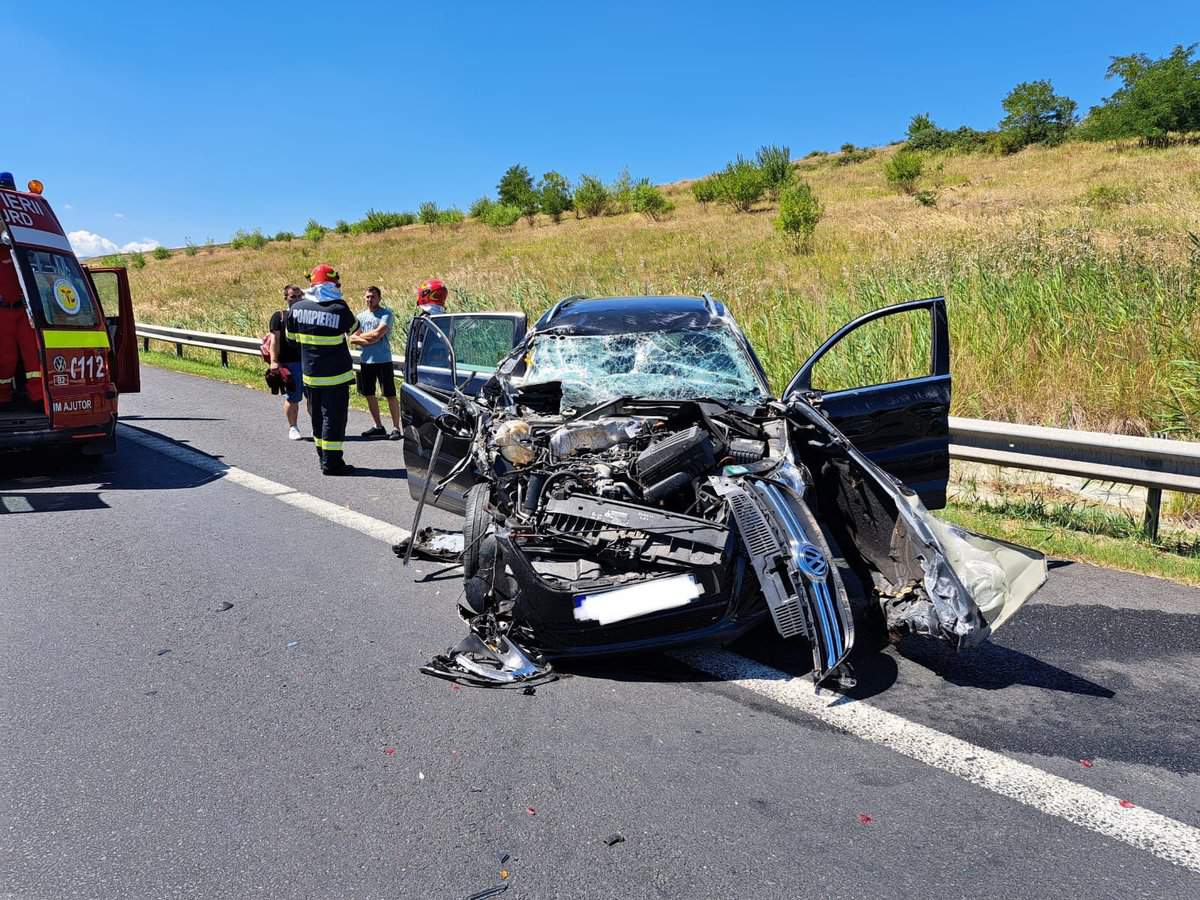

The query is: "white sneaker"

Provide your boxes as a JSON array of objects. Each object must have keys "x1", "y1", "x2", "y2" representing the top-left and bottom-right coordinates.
[{"x1": 288, "y1": 426, "x2": 303, "y2": 441}]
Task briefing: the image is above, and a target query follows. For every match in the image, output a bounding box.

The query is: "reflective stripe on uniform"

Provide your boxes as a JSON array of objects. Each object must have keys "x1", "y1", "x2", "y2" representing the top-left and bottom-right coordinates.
[
  {"x1": 25, "y1": 371, "x2": 42, "y2": 379},
  {"x1": 41, "y1": 329, "x2": 110, "y2": 349},
  {"x1": 302, "y1": 370, "x2": 355, "y2": 387},
  {"x1": 286, "y1": 330, "x2": 346, "y2": 346},
  {"x1": 0, "y1": 376, "x2": 12, "y2": 384},
  {"x1": 313, "y1": 438, "x2": 344, "y2": 451}
]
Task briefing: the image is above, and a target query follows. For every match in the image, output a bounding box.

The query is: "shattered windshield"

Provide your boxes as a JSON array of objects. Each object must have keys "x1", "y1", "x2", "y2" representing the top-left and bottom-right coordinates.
[{"x1": 524, "y1": 326, "x2": 766, "y2": 408}]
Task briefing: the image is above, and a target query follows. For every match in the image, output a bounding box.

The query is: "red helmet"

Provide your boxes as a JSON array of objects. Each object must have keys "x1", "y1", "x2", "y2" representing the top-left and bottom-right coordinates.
[
  {"x1": 417, "y1": 278, "x2": 447, "y2": 305},
  {"x1": 308, "y1": 264, "x2": 340, "y2": 285}
]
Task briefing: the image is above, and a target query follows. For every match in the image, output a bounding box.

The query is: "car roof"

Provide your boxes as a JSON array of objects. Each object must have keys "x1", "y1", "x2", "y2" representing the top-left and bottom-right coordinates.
[{"x1": 533, "y1": 295, "x2": 731, "y2": 336}]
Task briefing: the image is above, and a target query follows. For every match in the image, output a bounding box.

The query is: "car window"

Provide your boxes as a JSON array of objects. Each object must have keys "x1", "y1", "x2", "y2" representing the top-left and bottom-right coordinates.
[
  {"x1": 808, "y1": 306, "x2": 932, "y2": 393},
  {"x1": 453, "y1": 318, "x2": 515, "y2": 373},
  {"x1": 417, "y1": 316, "x2": 516, "y2": 374},
  {"x1": 22, "y1": 250, "x2": 101, "y2": 327}
]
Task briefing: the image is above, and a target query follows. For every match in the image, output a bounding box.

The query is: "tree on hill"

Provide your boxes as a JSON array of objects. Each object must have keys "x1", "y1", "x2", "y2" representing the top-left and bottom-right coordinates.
[
  {"x1": 998, "y1": 80, "x2": 1077, "y2": 150},
  {"x1": 498, "y1": 165, "x2": 535, "y2": 208},
  {"x1": 1078, "y1": 44, "x2": 1200, "y2": 146},
  {"x1": 538, "y1": 171, "x2": 573, "y2": 223}
]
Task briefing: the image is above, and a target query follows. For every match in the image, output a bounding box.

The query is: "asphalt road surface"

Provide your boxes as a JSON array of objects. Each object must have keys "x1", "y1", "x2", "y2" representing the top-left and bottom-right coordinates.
[{"x1": 3, "y1": 366, "x2": 1199, "y2": 899}]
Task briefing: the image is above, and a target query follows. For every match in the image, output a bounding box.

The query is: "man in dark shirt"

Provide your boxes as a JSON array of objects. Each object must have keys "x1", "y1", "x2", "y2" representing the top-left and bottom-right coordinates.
[
  {"x1": 286, "y1": 265, "x2": 358, "y2": 475},
  {"x1": 269, "y1": 284, "x2": 305, "y2": 440}
]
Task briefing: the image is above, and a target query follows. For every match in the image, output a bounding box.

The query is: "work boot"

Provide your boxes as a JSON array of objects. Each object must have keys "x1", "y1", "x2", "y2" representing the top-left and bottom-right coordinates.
[
  {"x1": 323, "y1": 463, "x2": 356, "y2": 476},
  {"x1": 361, "y1": 425, "x2": 386, "y2": 438},
  {"x1": 388, "y1": 429, "x2": 402, "y2": 441}
]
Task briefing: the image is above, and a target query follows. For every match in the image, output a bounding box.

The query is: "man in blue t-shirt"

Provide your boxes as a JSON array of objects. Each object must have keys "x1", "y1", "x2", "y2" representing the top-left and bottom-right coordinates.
[{"x1": 351, "y1": 286, "x2": 401, "y2": 439}]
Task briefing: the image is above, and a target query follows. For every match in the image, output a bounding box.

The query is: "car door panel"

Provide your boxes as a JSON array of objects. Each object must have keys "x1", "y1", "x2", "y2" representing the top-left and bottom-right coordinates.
[
  {"x1": 400, "y1": 313, "x2": 526, "y2": 511},
  {"x1": 786, "y1": 298, "x2": 950, "y2": 509}
]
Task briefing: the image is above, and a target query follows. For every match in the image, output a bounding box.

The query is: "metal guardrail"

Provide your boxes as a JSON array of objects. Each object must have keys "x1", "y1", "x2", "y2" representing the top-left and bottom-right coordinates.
[
  {"x1": 135, "y1": 322, "x2": 404, "y2": 374},
  {"x1": 136, "y1": 323, "x2": 1200, "y2": 539}
]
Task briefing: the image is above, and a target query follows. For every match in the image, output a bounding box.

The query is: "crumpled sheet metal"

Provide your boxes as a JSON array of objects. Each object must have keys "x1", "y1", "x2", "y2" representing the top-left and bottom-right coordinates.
[{"x1": 421, "y1": 631, "x2": 558, "y2": 689}]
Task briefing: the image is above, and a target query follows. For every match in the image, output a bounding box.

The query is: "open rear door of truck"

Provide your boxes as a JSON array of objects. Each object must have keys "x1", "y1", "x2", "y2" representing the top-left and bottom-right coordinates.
[{"x1": 85, "y1": 266, "x2": 141, "y2": 394}]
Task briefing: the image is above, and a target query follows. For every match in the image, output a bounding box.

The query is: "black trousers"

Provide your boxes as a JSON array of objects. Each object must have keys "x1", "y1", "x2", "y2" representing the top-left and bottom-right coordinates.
[{"x1": 308, "y1": 384, "x2": 350, "y2": 470}]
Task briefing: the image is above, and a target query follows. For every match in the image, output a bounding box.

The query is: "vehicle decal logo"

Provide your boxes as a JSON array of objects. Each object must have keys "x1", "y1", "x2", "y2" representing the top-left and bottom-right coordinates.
[
  {"x1": 52, "y1": 355, "x2": 66, "y2": 373},
  {"x1": 52, "y1": 278, "x2": 80, "y2": 315},
  {"x1": 797, "y1": 543, "x2": 829, "y2": 580}
]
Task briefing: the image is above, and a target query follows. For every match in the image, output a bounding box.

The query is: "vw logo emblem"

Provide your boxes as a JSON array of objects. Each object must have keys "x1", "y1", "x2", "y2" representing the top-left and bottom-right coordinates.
[
  {"x1": 52, "y1": 355, "x2": 66, "y2": 373},
  {"x1": 797, "y1": 543, "x2": 828, "y2": 580}
]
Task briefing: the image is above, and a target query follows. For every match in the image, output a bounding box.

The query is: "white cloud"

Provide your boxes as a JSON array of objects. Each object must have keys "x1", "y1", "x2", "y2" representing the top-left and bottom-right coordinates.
[
  {"x1": 113, "y1": 212, "x2": 125, "y2": 219},
  {"x1": 68, "y1": 230, "x2": 161, "y2": 258},
  {"x1": 62, "y1": 203, "x2": 73, "y2": 210}
]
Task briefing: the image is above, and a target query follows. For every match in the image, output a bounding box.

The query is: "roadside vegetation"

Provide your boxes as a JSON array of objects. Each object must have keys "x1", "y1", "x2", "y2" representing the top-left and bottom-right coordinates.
[{"x1": 118, "y1": 42, "x2": 1199, "y2": 442}]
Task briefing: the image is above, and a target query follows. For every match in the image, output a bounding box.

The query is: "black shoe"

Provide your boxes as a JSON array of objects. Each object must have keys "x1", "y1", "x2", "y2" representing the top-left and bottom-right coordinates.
[
  {"x1": 388, "y1": 429, "x2": 402, "y2": 441},
  {"x1": 322, "y1": 464, "x2": 356, "y2": 476},
  {"x1": 361, "y1": 425, "x2": 386, "y2": 438}
]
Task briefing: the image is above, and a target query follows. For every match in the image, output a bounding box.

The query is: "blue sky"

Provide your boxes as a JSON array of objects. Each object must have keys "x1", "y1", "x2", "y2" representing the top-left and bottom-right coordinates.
[{"x1": 7, "y1": 1, "x2": 1195, "y2": 253}]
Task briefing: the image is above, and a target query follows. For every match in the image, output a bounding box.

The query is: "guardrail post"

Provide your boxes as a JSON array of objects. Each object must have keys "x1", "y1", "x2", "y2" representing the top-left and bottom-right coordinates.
[
  {"x1": 1142, "y1": 488, "x2": 1162, "y2": 542},
  {"x1": 221, "y1": 350, "x2": 228, "y2": 367},
  {"x1": 142, "y1": 336, "x2": 149, "y2": 352},
  {"x1": 175, "y1": 342, "x2": 183, "y2": 358}
]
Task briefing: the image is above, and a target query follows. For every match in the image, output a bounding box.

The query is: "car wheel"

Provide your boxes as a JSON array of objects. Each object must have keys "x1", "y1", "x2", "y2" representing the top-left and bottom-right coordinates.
[{"x1": 462, "y1": 483, "x2": 491, "y2": 579}]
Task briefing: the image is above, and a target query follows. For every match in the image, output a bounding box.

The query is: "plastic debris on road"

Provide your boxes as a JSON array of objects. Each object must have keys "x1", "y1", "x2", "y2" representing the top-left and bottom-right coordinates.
[
  {"x1": 217, "y1": 601, "x2": 234, "y2": 612},
  {"x1": 603, "y1": 833, "x2": 625, "y2": 846},
  {"x1": 857, "y1": 814, "x2": 875, "y2": 825}
]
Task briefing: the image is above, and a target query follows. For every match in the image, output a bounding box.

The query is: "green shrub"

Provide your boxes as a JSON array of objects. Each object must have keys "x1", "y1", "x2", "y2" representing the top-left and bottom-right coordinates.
[
  {"x1": 573, "y1": 175, "x2": 609, "y2": 217},
  {"x1": 152, "y1": 246, "x2": 171, "y2": 260},
  {"x1": 418, "y1": 201, "x2": 439, "y2": 225},
  {"x1": 914, "y1": 189, "x2": 938, "y2": 207},
  {"x1": 482, "y1": 203, "x2": 522, "y2": 228},
  {"x1": 805, "y1": 149, "x2": 827, "y2": 158},
  {"x1": 333, "y1": 219, "x2": 351, "y2": 235},
  {"x1": 273, "y1": 231, "x2": 295, "y2": 242},
  {"x1": 436, "y1": 207, "x2": 465, "y2": 227},
  {"x1": 905, "y1": 113, "x2": 992, "y2": 153},
  {"x1": 755, "y1": 144, "x2": 793, "y2": 197},
  {"x1": 129, "y1": 251, "x2": 146, "y2": 269},
  {"x1": 538, "y1": 171, "x2": 573, "y2": 223},
  {"x1": 304, "y1": 219, "x2": 327, "y2": 242},
  {"x1": 835, "y1": 144, "x2": 876, "y2": 166},
  {"x1": 183, "y1": 239, "x2": 198, "y2": 257},
  {"x1": 691, "y1": 177, "x2": 718, "y2": 206},
  {"x1": 469, "y1": 196, "x2": 494, "y2": 219},
  {"x1": 998, "y1": 80, "x2": 1077, "y2": 151},
  {"x1": 1078, "y1": 44, "x2": 1200, "y2": 146},
  {"x1": 230, "y1": 228, "x2": 268, "y2": 250},
  {"x1": 607, "y1": 168, "x2": 635, "y2": 215},
  {"x1": 884, "y1": 150, "x2": 923, "y2": 193},
  {"x1": 630, "y1": 181, "x2": 674, "y2": 221},
  {"x1": 713, "y1": 157, "x2": 766, "y2": 211},
  {"x1": 774, "y1": 180, "x2": 823, "y2": 253},
  {"x1": 98, "y1": 254, "x2": 125, "y2": 267},
  {"x1": 1081, "y1": 183, "x2": 1143, "y2": 210}
]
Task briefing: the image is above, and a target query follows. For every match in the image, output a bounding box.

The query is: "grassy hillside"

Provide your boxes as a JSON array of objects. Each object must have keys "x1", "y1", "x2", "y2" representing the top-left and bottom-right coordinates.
[{"x1": 126, "y1": 141, "x2": 1200, "y2": 436}]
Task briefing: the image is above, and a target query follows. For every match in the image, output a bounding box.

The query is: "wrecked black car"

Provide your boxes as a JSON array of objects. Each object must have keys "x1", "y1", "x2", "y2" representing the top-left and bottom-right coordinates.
[{"x1": 398, "y1": 295, "x2": 1047, "y2": 686}]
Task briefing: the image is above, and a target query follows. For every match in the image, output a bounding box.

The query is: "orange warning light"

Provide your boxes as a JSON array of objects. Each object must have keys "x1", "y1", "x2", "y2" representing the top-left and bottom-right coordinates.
[{"x1": 27, "y1": 179, "x2": 44, "y2": 195}]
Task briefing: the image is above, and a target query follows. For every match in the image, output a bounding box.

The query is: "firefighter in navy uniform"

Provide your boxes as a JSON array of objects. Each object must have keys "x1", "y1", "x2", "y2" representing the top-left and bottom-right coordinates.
[{"x1": 287, "y1": 264, "x2": 357, "y2": 475}]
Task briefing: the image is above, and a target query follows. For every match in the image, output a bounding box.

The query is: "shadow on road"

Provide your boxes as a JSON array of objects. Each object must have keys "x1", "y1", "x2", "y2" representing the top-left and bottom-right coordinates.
[
  {"x1": 120, "y1": 415, "x2": 226, "y2": 423},
  {"x1": 0, "y1": 438, "x2": 222, "y2": 515}
]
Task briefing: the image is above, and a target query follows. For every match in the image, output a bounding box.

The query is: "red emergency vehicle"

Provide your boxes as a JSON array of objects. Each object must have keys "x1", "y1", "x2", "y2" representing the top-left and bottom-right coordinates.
[{"x1": 0, "y1": 178, "x2": 140, "y2": 456}]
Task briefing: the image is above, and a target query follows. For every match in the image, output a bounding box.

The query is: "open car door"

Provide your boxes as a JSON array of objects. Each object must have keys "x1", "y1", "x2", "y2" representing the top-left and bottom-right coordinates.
[
  {"x1": 785, "y1": 297, "x2": 950, "y2": 509},
  {"x1": 401, "y1": 312, "x2": 526, "y2": 512},
  {"x1": 84, "y1": 266, "x2": 140, "y2": 394}
]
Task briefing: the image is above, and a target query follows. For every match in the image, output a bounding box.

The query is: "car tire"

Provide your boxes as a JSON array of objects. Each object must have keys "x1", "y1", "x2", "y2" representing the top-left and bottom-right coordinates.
[{"x1": 462, "y1": 483, "x2": 491, "y2": 579}]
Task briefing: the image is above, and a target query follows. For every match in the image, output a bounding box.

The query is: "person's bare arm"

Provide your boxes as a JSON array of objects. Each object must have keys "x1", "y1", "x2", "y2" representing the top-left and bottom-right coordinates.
[{"x1": 269, "y1": 331, "x2": 281, "y2": 367}]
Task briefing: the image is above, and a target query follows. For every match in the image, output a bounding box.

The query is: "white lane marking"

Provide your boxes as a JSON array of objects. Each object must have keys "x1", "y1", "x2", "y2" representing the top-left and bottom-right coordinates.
[
  {"x1": 678, "y1": 648, "x2": 1200, "y2": 873},
  {"x1": 1, "y1": 496, "x2": 34, "y2": 513},
  {"x1": 120, "y1": 423, "x2": 1200, "y2": 873},
  {"x1": 118, "y1": 425, "x2": 409, "y2": 545}
]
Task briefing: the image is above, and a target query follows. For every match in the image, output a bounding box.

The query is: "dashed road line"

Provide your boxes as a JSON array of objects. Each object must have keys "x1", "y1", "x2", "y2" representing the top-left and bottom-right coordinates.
[
  {"x1": 121, "y1": 421, "x2": 1200, "y2": 874},
  {"x1": 119, "y1": 424, "x2": 410, "y2": 546}
]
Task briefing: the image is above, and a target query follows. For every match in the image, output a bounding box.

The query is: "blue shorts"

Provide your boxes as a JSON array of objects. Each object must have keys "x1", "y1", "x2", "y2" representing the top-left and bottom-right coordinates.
[{"x1": 284, "y1": 362, "x2": 304, "y2": 403}]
